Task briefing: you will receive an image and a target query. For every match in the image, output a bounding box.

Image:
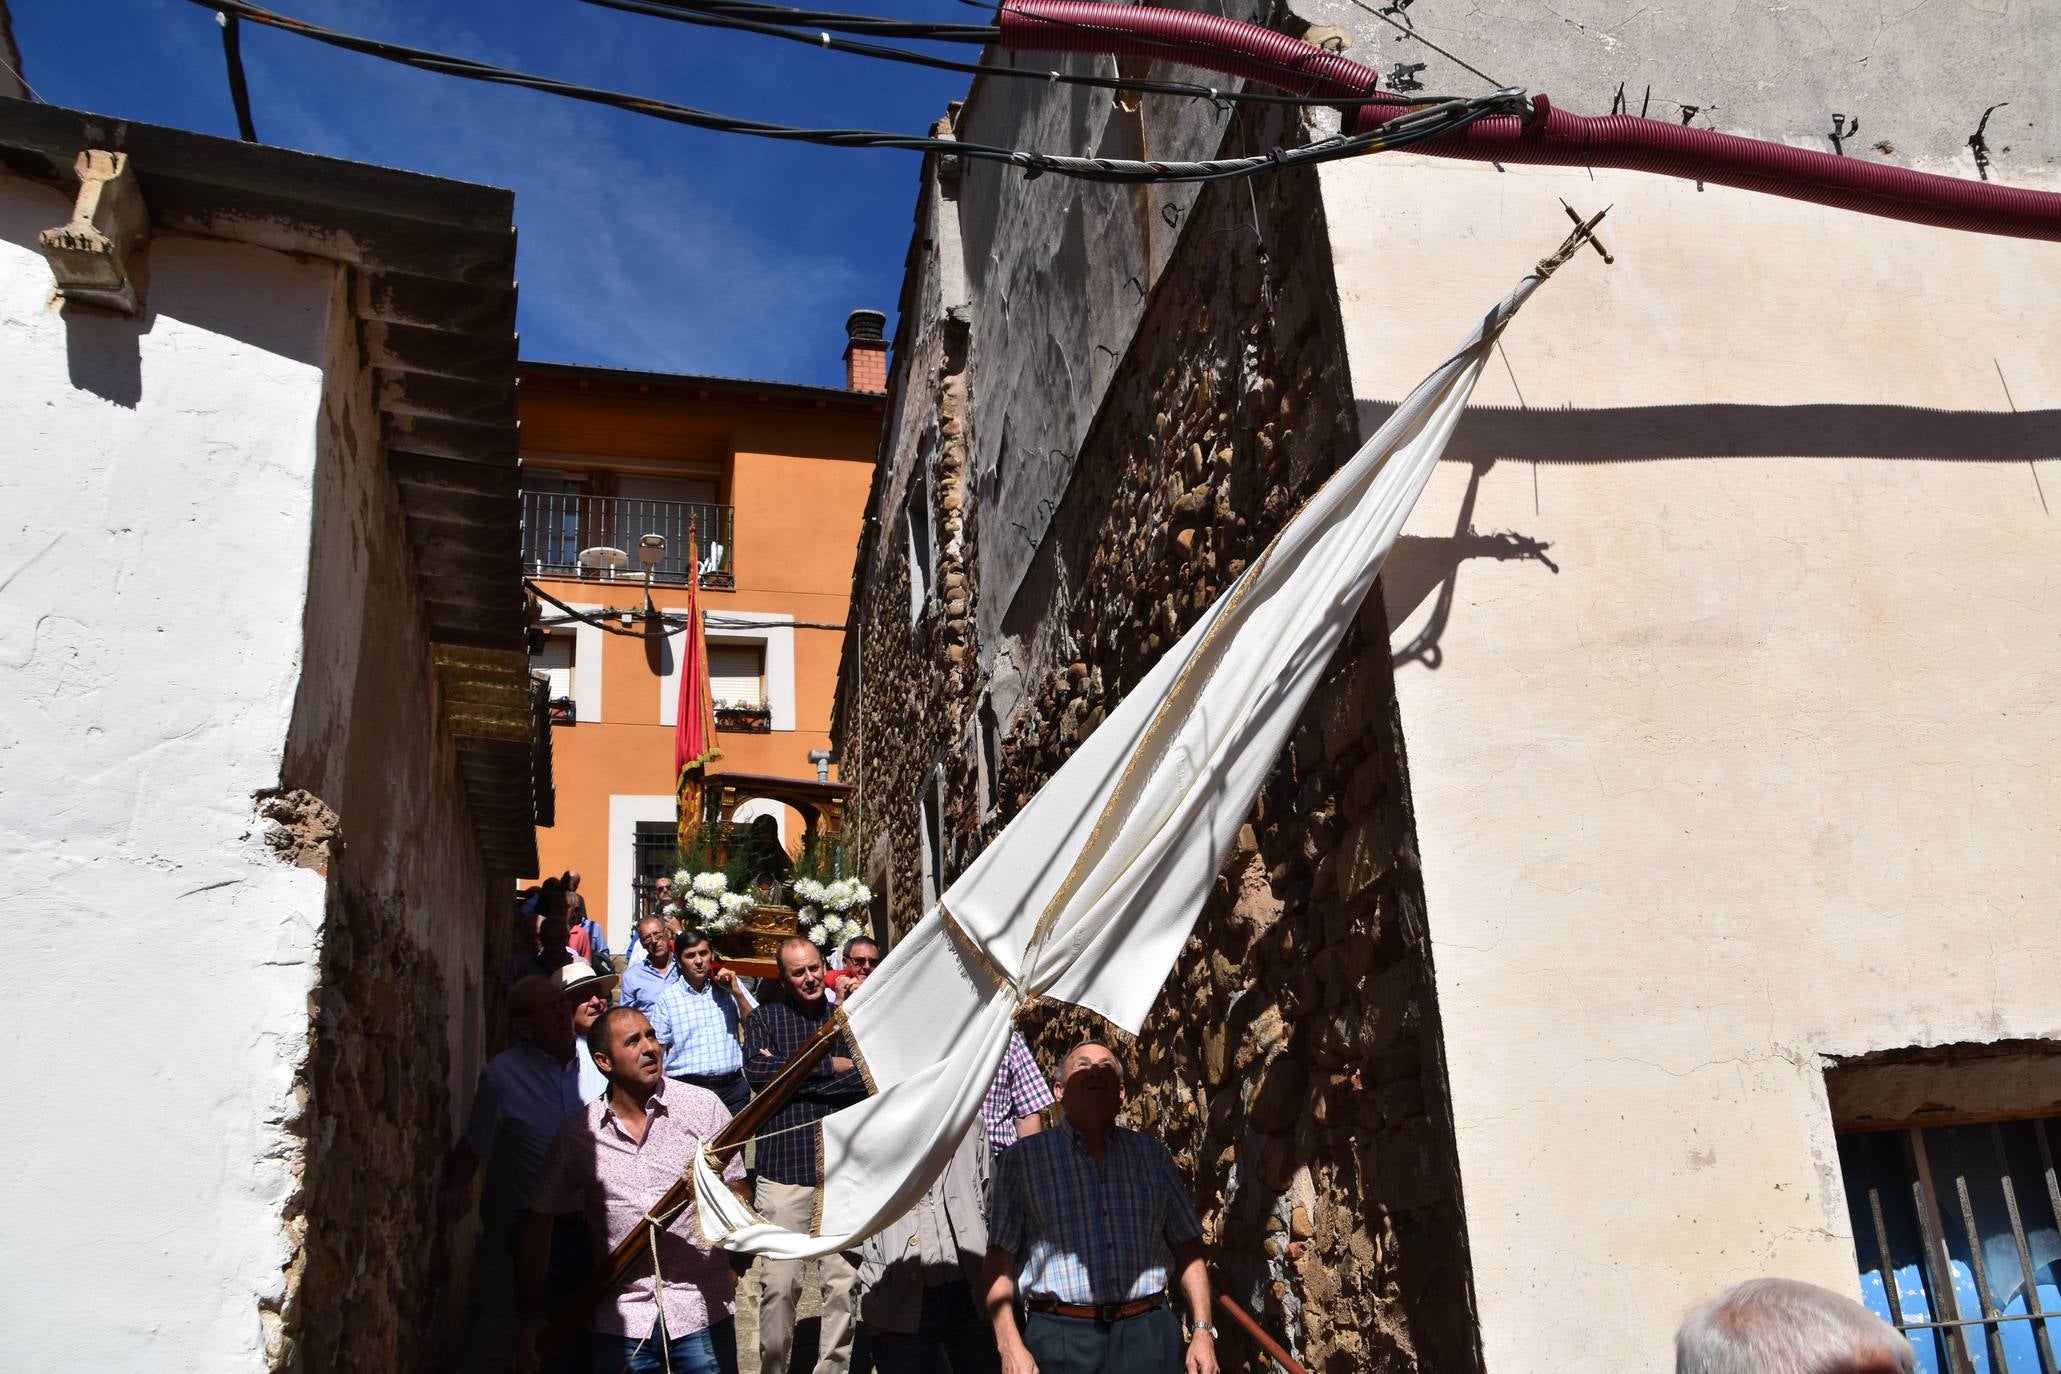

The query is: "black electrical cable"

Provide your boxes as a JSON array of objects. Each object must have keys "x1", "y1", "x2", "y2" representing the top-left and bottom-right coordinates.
[
  {"x1": 215, "y1": 11, "x2": 261, "y2": 141},
  {"x1": 184, "y1": 0, "x2": 1523, "y2": 185},
  {"x1": 580, "y1": 0, "x2": 1415, "y2": 110},
  {"x1": 526, "y1": 581, "x2": 850, "y2": 637},
  {"x1": 624, "y1": 0, "x2": 1001, "y2": 41}
]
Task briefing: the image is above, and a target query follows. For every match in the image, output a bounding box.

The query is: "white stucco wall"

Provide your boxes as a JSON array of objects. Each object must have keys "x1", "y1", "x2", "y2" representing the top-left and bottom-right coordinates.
[
  {"x1": 0, "y1": 176, "x2": 337, "y2": 1368},
  {"x1": 1321, "y1": 156, "x2": 2061, "y2": 1370}
]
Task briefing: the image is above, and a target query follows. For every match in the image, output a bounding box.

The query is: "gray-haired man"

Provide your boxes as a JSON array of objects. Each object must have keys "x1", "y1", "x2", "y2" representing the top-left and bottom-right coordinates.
[{"x1": 1676, "y1": 1278, "x2": 1916, "y2": 1374}]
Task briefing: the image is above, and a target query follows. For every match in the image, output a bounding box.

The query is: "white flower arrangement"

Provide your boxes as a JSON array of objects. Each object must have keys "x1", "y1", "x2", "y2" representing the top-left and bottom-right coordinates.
[{"x1": 665, "y1": 870, "x2": 755, "y2": 936}]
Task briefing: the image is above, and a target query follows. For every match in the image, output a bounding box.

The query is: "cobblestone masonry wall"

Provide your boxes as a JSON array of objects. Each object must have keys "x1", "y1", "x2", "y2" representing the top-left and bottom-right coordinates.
[
  {"x1": 844, "y1": 106, "x2": 1483, "y2": 1371},
  {"x1": 266, "y1": 290, "x2": 516, "y2": 1370}
]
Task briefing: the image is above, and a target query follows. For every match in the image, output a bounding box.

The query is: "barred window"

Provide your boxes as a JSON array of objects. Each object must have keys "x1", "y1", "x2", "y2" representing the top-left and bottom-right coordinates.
[{"x1": 1835, "y1": 1116, "x2": 2061, "y2": 1372}]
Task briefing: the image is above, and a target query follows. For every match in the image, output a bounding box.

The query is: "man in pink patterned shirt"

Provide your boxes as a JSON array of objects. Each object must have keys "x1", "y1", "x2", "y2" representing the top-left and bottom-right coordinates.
[{"x1": 517, "y1": 1005, "x2": 747, "y2": 1374}]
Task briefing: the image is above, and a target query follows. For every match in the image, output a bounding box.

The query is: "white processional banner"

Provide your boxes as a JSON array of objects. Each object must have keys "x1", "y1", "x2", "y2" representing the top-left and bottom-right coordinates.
[{"x1": 696, "y1": 247, "x2": 1584, "y2": 1259}]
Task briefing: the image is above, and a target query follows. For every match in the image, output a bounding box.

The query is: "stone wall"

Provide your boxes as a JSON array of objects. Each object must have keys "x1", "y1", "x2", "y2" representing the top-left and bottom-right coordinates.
[
  {"x1": 269, "y1": 269, "x2": 512, "y2": 1371},
  {"x1": 841, "y1": 105, "x2": 1481, "y2": 1371}
]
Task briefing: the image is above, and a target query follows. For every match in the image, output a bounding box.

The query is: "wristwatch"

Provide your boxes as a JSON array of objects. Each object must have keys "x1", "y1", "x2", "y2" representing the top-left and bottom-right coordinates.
[{"x1": 1191, "y1": 1322, "x2": 1220, "y2": 1339}]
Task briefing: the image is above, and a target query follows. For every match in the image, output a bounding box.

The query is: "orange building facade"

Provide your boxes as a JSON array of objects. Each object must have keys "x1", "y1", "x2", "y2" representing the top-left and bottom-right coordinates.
[{"x1": 521, "y1": 325, "x2": 885, "y2": 952}]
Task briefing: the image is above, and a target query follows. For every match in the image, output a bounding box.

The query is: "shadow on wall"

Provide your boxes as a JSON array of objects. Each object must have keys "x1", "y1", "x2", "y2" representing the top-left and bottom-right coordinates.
[
  {"x1": 1363, "y1": 397, "x2": 2061, "y2": 670},
  {"x1": 1, "y1": 179, "x2": 329, "y2": 410}
]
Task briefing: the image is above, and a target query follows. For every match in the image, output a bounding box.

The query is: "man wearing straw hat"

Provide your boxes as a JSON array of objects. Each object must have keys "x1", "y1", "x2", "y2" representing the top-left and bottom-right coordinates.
[{"x1": 554, "y1": 958, "x2": 619, "y2": 1103}]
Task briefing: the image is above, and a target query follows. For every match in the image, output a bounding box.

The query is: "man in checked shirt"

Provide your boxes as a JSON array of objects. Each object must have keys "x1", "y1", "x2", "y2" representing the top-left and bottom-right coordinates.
[
  {"x1": 745, "y1": 936, "x2": 870, "y2": 1374},
  {"x1": 981, "y1": 1042, "x2": 1220, "y2": 1374}
]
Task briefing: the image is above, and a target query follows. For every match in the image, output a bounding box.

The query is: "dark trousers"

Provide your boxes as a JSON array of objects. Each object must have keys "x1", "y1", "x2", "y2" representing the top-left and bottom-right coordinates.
[
  {"x1": 1023, "y1": 1305, "x2": 1183, "y2": 1374},
  {"x1": 869, "y1": 1283, "x2": 1001, "y2": 1374},
  {"x1": 675, "y1": 1070, "x2": 750, "y2": 1115},
  {"x1": 539, "y1": 1214, "x2": 594, "y2": 1374}
]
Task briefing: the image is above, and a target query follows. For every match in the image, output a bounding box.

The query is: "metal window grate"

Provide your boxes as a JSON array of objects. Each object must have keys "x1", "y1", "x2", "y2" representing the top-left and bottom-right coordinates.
[
  {"x1": 630, "y1": 822, "x2": 677, "y2": 927},
  {"x1": 521, "y1": 491, "x2": 734, "y2": 584},
  {"x1": 1836, "y1": 1116, "x2": 2061, "y2": 1373}
]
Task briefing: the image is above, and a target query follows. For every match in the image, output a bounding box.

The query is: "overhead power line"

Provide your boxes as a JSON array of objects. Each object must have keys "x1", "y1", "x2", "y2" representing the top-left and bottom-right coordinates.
[
  {"x1": 579, "y1": 0, "x2": 1433, "y2": 110},
  {"x1": 185, "y1": 0, "x2": 1525, "y2": 185}
]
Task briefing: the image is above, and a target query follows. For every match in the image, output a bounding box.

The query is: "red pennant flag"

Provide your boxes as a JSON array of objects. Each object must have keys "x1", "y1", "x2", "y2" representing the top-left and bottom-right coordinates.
[{"x1": 675, "y1": 536, "x2": 720, "y2": 842}]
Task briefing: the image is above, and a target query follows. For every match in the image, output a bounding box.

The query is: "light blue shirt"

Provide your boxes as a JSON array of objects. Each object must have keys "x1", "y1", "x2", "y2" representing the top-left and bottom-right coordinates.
[
  {"x1": 572, "y1": 1041, "x2": 610, "y2": 1104},
  {"x1": 647, "y1": 977, "x2": 745, "y2": 1079},
  {"x1": 620, "y1": 956, "x2": 680, "y2": 1013}
]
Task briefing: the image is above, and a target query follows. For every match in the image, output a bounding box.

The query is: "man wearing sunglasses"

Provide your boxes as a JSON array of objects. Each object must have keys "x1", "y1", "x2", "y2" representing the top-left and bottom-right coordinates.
[{"x1": 829, "y1": 937, "x2": 880, "y2": 1000}]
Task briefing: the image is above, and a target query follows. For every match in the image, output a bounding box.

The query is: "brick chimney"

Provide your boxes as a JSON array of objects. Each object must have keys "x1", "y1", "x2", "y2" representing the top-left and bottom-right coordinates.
[{"x1": 843, "y1": 309, "x2": 889, "y2": 393}]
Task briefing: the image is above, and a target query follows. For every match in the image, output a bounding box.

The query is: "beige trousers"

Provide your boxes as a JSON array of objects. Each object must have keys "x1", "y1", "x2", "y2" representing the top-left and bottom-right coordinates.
[{"x1": 756, "y1": 1177, "x2": 861, "y2": 1374}]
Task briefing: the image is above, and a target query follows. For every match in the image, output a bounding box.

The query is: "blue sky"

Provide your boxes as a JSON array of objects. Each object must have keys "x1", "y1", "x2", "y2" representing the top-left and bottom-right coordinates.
[{"x1": 10, "y1": 0, "x2": 973, "y2": 387}]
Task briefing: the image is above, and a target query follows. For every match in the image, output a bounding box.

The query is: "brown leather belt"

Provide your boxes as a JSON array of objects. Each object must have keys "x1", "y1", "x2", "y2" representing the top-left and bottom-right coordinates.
[{"x1": 1025, "y1": 1292, "x2": 1167, "y2": 1324}]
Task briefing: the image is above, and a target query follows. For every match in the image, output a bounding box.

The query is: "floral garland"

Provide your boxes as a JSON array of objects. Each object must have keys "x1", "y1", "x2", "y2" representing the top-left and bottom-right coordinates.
[
  {"x1": 791, "y1": 875, "x2": 874, "y2": 951},
  {"x1": 659, "y1": 868, "x2": 874, "y2": 952},
  {"x1": 661, "y1": 868, "x2": 756, "y2": 936}
]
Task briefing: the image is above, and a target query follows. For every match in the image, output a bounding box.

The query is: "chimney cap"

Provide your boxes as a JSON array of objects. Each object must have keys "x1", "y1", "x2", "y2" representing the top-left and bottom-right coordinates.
[{"x1": 845, "y1": 309, "x2": 887, "y2": 343}]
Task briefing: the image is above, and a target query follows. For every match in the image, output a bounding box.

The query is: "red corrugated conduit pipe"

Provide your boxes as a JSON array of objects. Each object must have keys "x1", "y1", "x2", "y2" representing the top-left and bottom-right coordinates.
[{"x1": 997, "y1": 0, "x2": 2061, "y2": 243}]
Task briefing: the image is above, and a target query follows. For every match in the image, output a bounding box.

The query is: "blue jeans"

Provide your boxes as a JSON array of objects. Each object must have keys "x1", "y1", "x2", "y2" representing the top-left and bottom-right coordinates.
[{"x1": 592, "y1": 1316, "x2": 737, "y2": 1374}]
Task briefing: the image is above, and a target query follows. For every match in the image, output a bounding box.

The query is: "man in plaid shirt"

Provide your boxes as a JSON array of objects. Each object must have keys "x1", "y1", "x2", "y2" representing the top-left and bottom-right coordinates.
[
  {"x1": 982, "y1": 1030, "x2": 1055, "y2": 1156},
  {"x1": 744, "y1": 936, "x2": 869, "y2": 1374},
  {"x1": 982, "y1": 1042, "x2": 1219, "y2": 1374}
]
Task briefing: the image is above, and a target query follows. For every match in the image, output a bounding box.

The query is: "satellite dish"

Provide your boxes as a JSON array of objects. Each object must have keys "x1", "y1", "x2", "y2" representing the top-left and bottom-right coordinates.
[{"x1": 578, "y1": 546, "x2": 629, "y2": 574}]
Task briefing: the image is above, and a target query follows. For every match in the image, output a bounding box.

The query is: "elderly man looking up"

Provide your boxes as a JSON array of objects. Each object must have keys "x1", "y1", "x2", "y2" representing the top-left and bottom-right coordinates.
[
  {"x1": 621, "y1": 915, "x2": 681, "y2": 1012},
  {"x1": 745, "y1": 935, "x2": 869, "y2": 1374},
  {"x1": 1677, "y1": 1278, "x2": 1917, "y2": 1374},
  {"x1": 555, "y1": 959, "x2": 618, "y2": 1104},
  {"x1": 982, "y1": 1042, "x2": 1217, "y2": 1374}
]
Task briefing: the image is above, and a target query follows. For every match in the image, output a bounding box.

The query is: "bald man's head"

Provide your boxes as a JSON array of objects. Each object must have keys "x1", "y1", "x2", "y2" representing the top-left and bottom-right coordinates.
[{"x1": 1057, "y1": 1040, "x2": 1125, "y2": 1133}]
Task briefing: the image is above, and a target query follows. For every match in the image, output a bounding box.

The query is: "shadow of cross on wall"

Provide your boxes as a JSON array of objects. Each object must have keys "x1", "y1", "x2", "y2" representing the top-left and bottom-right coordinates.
[{"x1": 1361, "y1": 394, "x2": 2061, "y2": 671}]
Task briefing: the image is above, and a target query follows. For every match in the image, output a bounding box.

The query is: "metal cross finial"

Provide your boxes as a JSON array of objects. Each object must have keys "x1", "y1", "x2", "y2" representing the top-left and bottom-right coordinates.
[{"x1": 1559, "y1": 198, "x2": 1615, "y2": 265}]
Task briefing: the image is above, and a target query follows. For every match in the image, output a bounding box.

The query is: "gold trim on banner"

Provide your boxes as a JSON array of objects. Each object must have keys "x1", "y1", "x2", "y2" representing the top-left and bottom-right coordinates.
[
  {"x1": 937, "y1": 900, "x2": 1013, "y2": 994},
  {"x1": 834, "y1": 1006, "x2": 879, "y2": 1096}
]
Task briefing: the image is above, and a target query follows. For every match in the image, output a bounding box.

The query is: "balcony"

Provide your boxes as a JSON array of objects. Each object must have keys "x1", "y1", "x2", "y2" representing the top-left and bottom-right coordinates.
[{"x1": 521, "y1": 491, "x2": 735, "y2": 588}]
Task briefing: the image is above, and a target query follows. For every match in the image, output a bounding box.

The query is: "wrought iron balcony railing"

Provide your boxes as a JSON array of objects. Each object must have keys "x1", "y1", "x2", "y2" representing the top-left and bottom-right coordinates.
[{"x1": 521, "y1": 491, "x2": 735, "y2": 586}]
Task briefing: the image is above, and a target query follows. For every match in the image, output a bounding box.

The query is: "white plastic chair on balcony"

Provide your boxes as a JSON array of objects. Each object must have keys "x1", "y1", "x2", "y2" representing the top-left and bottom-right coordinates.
[{"x1": 577, "y1": 546, "x2": 629, "y2": 580}]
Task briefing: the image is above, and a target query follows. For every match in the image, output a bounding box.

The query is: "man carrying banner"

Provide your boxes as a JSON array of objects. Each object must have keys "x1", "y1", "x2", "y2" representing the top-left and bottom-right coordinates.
[{"x1": 746, "y1": 936, "x2": 870, "y2": 1374}]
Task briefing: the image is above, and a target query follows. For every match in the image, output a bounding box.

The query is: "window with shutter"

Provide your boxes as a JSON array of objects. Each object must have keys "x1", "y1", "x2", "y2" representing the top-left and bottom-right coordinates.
[
  {"x1": 708, "y1": 642, "x2": 765, "y2": 708},
  {"x1": 532, "y1": 633, "x2": 575, "y2": 700}
]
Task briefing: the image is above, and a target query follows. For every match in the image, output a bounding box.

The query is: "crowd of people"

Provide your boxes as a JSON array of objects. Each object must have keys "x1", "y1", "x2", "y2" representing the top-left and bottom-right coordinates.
[{"x1": 458, "y1": 878, "x2": 1919, "y2": 1374}]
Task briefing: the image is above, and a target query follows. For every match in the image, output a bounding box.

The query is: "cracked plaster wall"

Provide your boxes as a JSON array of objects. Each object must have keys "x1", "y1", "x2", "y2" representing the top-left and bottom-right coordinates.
[
  {"x1": 947, "y1": 22, "x2": 1262, "y2": 712},
  {"x1": 0, "y1": 176, "x2": 337, "y2": 1370},
  {"x1": 1316, "y1": 118, "x2": 2061, "y2": 1372}
]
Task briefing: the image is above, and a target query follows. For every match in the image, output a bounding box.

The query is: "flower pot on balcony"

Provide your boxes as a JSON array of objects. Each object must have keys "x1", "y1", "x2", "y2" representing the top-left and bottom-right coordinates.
[{"x1": 715, "y1": 704, "x2": 772, "y2": 733}]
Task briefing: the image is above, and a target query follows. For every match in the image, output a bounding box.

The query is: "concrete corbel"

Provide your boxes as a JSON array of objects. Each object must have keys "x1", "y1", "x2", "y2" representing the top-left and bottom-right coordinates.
[{"x1": 38, "y1": 150, "x2": 152, "y2": 315}]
